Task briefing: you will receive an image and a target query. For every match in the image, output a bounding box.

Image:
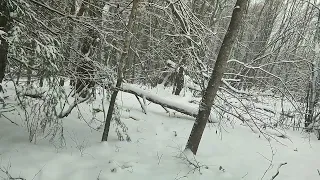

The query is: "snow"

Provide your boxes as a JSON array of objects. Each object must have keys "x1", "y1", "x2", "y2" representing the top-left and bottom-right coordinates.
[
  {"x1": 103, "y1": 4, "x2": 110, "y2": 15},
  {"x1": 0, "y1": 83, "x2": 320, "y2": 180},
  {"x1": 122, "y1": 83, "x2": 202, "y2": 119},
  {"x1": 0, "y1": 30, "x2": 6, "y2": 36},
  {"x1": 185, "y1": 75, "x2": 202, "y2": 91},
  {"x1": 166, "y1": 60, "x2": 177, "y2": 68}
]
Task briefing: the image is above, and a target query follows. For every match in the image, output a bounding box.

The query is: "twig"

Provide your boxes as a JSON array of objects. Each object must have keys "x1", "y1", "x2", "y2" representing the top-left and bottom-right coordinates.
[
  {"x1": 260, "y1": 142, "x2": 276, "y2": 180},
  {"x1": 129, "y1": 116, "x2": 140, "y2": 121},
  {"x1": 57, "y1": 95, "x2": 91, "y2": 118},
  {"x1": 22, "y1": 92, "x2": 44, "y2": 99},
  {"x1": 118, "y1": 0, "x2": 134, "y2": 14},
  {"x1": 97, "y1": 170, "x2": 102, "y2": 180},
  {"x1": 156, "y1": 152, "x2": 163, "y2": 165},
  {"x1": 1, "y1": 114, "x2": 19, "y2": 126},
  {"x1": 242, "y1": 172, "x2": 248, "y2": 178},
  {"x1": 161, "y1": 105, "x2": 170, "y2": 113},
  {"x1": 0, "y1": 165, "x2": 26, "y2": 180},
  {"x1": 32, "y1": 164, "x2": 46, "y2": 180},
  {"x1": 135, "y1": 95, "x2": 147, "y2": 114},
  {"x1": 270, "y1": 162, "x2": 287, "y2": 180}
]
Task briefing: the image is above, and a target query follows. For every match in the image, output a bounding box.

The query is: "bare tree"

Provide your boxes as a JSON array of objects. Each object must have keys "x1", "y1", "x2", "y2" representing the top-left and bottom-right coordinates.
[
  {"x1": 185, "y1": 0, "x2": 248, "y2": 155},
  {"x1": 101, "y1": 0, "x2": 142, "y2": 142},
  {"x1": 305, "y1": 4, "x2": 320, "y2": 128}
]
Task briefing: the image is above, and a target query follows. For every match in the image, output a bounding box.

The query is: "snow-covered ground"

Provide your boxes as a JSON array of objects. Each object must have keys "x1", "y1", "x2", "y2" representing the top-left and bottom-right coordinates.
[{"x1": 0, "y1": 83, "x2": 319, "y2": 180}]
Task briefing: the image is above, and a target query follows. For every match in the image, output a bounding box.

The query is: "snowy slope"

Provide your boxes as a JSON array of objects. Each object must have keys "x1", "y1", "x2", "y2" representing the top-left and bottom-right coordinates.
[{"x1": 0, "y1": 84, "x2": 319, "y2": 180}]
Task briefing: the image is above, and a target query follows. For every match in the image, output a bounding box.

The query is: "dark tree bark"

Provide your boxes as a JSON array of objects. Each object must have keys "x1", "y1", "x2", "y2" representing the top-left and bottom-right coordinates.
[
  {"x1": 70, "y1": 79, "x2": 75, "y2": 86},
  {"x1": 101, "y1": 0, "x2": 141, "y2": 142},
  {"x1": 101, "y1": 79, "x2": 121, "y2": 141},
  {"x1": 185, "y1": 0, "x2": 248, "y2": 155},
  {"x1": 16, "y1": 64, "x2": 22, "y2": 84},
  {"x1": 0, "y1": 0, "x2": 10, "y2": 91},
  {"x1": 39, "y1": 77, "x2": 44, "y2": 87},
  {"x1": 27, "y1": 57, "x2": 34, "y2": 85},
  {"x1": 305, "y1": 84, "x2": 312, "y2": 128},
  {"x1": 59, "y1": 78, "x2": 65, "y2": 86},
  {"x1": 174, "y1": 66, "x2": 184, "y2": 95}
]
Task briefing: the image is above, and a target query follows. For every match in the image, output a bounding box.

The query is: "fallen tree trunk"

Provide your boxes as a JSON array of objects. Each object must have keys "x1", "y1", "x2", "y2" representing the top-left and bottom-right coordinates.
[
  {"x1": 110, "y1": 84, "x2": 288, "y2": 139},
  {"x1": 117, "y1": 83, "x2": 217, "y2": 123}
]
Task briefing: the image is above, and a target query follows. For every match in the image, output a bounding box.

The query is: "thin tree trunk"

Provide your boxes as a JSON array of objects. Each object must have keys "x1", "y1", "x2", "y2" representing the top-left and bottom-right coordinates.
[
  {"x1": 101, "y1": 79, "x2": 121, "y2": 141},
  {"x1": 27, "y1": 69, "x2": 32, "y2": 85},
  {"x1": 16, "y1": 64, "x2": 22, "y2": 84},
  {"x1": 0, "y1": 1, "x2": 10, "y2": 91},
  {"x1": 174, "y1": 66, "x2": 184, "y2": 95},
  {"x1": 39, "y1": 77, "x2": 44, "y2": 87},
  {"x1": 27, "y1": 41, "x2": 36, "y2": 86},
  {"x1": 59, "y1": 78, "x2": 64, "y2": 86},
  {"x1": 101, "y1": 0, "x2": 142, "y2": 142},
  {"x1": 27, "y1": 58, "x2": 34, "y2": 85},
  {"x1": 305, "y1": 62, "x2": 317, "y2": 128},
  {"x1": 305, "y1": 10, "x2": 320, "y2": 128},
  {"x1": 305, "y1": 83, "x2": 311, "y2": 128},
  {"x1": 185, "y1": 0, "x2": 248, "y2": 155}
]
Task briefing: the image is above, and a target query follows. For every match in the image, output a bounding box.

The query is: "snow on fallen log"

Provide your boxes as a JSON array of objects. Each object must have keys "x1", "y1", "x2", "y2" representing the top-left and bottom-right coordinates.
[{"x1": 120, "y1": 83, "x2": 217, "y2": 123}]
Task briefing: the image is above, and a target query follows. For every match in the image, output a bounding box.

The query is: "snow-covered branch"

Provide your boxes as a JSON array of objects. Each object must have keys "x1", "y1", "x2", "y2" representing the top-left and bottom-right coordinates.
[{"x1": 57, "y1": 95, "x2": 91, "y2": 118}]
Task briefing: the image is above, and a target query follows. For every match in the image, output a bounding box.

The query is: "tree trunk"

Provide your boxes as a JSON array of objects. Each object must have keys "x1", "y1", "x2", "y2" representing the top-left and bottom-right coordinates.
[
  {"x1": 27, "y1": 41, "x2": 36, "y2": 86},
  {"x1": 59, "y1": 78, "x2": 64, "y2": 86},
  {"x1": 185, "y1": 0, "x2": 248, "y2": 155},
  {"x1": 101, "y1": 0, "x2": 142, "y2": 142},
  {"x1": 27, "y1": 67, "x2": 32, "y2": 85},
  {"x1": 70, "y1": 79, "x2": 75, "y2": 86},
  {"x1": 305, "y1": 11, "x2": 320, "y2": 128},
  {"x1": 305, "y1": 83, "x2": 312, "y2": 128},
  {"x1": 119, "y1": 83, "x2": 202, "y2": 119},
  {"x1": 174, "y1": 66, "x2": 184, "y2": 95},
  {"x1": 16, "y1": 64, "x2": 22, "y2": 84},
  {"x1": 0, "y1": 1, "x2": 10, "y2": 91},
  {"x1": 101, "y1": 79, "x2": 121, "y2": 141},
  {"x1": 39, "y1": 77, "x2": 44, "y2": 87}
]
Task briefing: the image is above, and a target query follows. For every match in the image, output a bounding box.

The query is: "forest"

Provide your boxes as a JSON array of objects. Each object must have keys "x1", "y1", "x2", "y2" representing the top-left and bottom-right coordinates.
[{"x1": 0, "y1": 0, "x2": 320, "y2": 180}]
